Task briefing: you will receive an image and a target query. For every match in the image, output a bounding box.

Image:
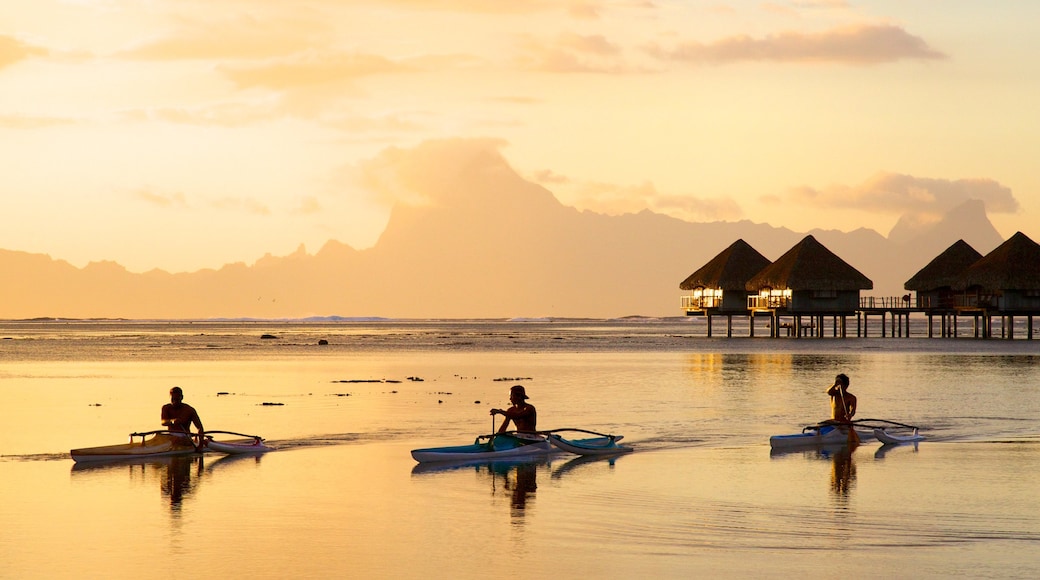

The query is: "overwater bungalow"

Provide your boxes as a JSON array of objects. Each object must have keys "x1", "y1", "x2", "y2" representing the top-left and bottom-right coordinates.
[
  {"x1": 745, "y1": 235, "x2": 872, "y2": 337},
  {"x1": 952, "y1": 231, "x2": 1040, "y2": 339},
  {"x1": 679, "y1": 239, "x2": 771, "y2": 336},
  {"x1": 904, "y1": 239, "x2": 984, "y2": 337}
]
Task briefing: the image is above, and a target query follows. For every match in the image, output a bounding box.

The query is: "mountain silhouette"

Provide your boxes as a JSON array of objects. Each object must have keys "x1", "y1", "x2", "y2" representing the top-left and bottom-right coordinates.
[{"x1": 0, "y1": 142, "x2": 1006, "y2": 319}]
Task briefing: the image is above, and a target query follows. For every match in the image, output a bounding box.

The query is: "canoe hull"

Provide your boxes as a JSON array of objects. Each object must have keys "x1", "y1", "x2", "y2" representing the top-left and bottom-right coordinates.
[
  {"x1": 769, "y1": 425, "x2": 874, "y2": 449},
  {"x1": 71, "y1": 432, "x2": 198, "y2": 463},
  {"x1": 411, "y1": 434, "x2": 552, "y2": 463},
  {"x1": 206, "y1": 438, "x2": 273, "y2": 455},
  {"x1": 548, "y1": 434, "x2": 632, "y2": 456},
  {"x1": 874, "y1": 428, "x2": 924, "y2": 445}
]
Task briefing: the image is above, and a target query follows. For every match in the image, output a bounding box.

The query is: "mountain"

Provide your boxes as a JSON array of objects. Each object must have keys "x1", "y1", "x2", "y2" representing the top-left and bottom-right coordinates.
[{"x1": 0, "y1": 147, "x2": 1007, "y2": 319}]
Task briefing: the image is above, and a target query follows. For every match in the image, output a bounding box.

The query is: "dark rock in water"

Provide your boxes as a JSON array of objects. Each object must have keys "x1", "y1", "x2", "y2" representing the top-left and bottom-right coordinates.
[
  {"x1": 217, "y1": 391, "x2": 230, "y2": 396},
  {"x1": 318, "y1": 339, "x2": 329, "y2": 345},
  {"x1": 260, "y1": 334, "x2": 278, "y2": 340}
]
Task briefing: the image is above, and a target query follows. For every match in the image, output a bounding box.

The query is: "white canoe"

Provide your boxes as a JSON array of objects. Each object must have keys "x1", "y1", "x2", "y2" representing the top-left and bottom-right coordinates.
[
  {"x1": 547, "y1": 434, "x2": 632, "y2": 456},
  {"x1": 206, "y1": 437, "x2": 273, "y2": 455},
  {"x1": 769, "y1": 424, "x2": 874, "y2": 449},
  {"x1": 874, "y1": 428, "x2": 924, "y2": 445},
  {"x1": 71, "y1": 431, "x2": 198, "y2": 463}
]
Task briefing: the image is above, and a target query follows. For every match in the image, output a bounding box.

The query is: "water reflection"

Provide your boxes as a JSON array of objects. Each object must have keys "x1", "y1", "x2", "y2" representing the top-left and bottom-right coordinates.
[
  {"x1": 411, "y1": 453, "x2": 627, "y2": 518},
  {"x1": 71, "y1": 455, "x2": 204, "y2": 510},
  {"x1": 770, "y1": 443, "x2": 859, "y2": 501},
  {"x1": 828, "y1": 445, "x2": 857, "y2": 499}
]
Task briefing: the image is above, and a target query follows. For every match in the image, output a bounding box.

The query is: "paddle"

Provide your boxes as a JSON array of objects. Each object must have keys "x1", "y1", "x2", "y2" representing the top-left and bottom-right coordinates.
[{"x1": 837, "y1": 386, "x2": 860, "y2": 446}]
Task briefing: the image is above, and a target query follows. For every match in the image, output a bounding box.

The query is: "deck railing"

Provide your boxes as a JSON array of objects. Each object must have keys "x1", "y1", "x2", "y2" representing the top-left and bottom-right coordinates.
[{"x1": 747, "y1": 295, "x2": 790, "y2": 310}]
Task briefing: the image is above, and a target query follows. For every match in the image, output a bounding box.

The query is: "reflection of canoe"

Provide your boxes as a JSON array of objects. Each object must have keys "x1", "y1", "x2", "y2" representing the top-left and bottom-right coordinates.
[
  {"x1": 71, "y1": 431, "x2": 198, "y2": 463},
  {"x1": 547, "y1": 433, "x2": 632, "y2": 456},
  {"x1": 411, "y1": 433, "x2": 552, "y2": 463},
  {"x1": 204, "y1": 431, "x2": 273, "y2": 455},
  {"x1": 769, "y1": 424, "x2": 874, "y2": 449},
  {"x1": 874, "y1": 428, "x2": 924, "y2": 445}
]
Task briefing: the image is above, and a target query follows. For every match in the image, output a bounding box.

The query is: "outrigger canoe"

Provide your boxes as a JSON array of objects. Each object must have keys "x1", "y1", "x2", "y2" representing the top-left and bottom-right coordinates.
[
  {"x1": 71, "y1": 429, "x2": 272, "y2": 463},
  {"x1": 71, "y1": 430, "x2": 199, "y2": 463},
  {"x1": 770, "y1": 419, "x2": 922, "y2": 449},
  {"x1": 411, "y1": 432, "x2": 552, "y2": 463},
  {"x1": 411, "y1": 429, "x2": 632, "y2": 464}
]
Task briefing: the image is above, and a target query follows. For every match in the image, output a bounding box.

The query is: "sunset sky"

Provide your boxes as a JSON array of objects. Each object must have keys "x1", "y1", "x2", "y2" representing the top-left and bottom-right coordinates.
[{"x1": 2, "y1": 1, "x2": 1037, "y2": 274}]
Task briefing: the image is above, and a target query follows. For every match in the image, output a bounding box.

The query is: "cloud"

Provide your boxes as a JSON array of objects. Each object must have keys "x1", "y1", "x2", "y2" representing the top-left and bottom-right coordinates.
[
  {"x1": 0, "y1": 115, "x2": 76, "y2": 129},
  {"x1": 533, "y1": 173, "x2": 742, "y2": 221},
  {"x1": 220, "y1": 52, "x2": 409, "y2": 90},
  {"x1": 0, "y1": 35, "x2": 48, "y2": 69},
  {"x1": 781, "y1": 173, "x2": 1020, "y2": 215},
  {"x1": 517, "y1": 32, "x2": 634, "y2": 73},
  {"x1": 648, "y1": 24, "x2": 945, "y2": 65},
  {"x1": 293, "y1": 196, "x2": 323, "y2": 215},
  {"x1": 212, "y1": 197, "x2": 272, "y2": 216},
  {"x1": 119, "y1": 103, "x2": 276, "y2": 127},
  {"x1": 119, "y1": 14, "x2": 327, "y2": 60},
  {"x1": 133, "y1": 189, "x2": 189, "y2": 208},
  {"x1": 356, "y1": 138, "x2": 509, "y2": 207}
]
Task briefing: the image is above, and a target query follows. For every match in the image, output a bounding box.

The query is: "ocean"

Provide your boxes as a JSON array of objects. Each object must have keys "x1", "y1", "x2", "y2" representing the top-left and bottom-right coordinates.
[{"x1": 2, "y1": 319, "x2": 1039, "y2": 579}]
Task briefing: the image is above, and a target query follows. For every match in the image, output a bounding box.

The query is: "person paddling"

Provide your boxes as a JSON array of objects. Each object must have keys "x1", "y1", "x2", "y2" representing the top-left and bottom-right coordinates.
[
  {"x1": 161, "y1": 386, "x2": 205, "y2": 450},
  {"x1": 827, "y1": 373, "x2": 857, "y2": 423},
  {"x1": 827, "y1": 373, "x2": 859, "y2": 444},
  {"x1": 490, "y1": 385, "x2": 537, "y2": 433}
]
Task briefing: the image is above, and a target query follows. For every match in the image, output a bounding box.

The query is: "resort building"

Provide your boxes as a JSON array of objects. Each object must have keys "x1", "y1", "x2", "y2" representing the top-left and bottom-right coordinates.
[
  {"x1": 679, "y1": 239, "x2": 771, "y2": 336},
  {"x1": 951, "y1": 231, "x2": 1040, "y2": 339},
  {"x1": 745, "y1": 235, "x2": 872, "y2": 338},
  {"x1": 904, "y1": 240, "x2": 984, "y2": 337}
]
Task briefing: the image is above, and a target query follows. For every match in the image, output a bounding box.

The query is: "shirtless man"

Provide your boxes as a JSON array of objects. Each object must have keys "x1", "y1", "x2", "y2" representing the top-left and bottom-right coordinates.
[
  {"x1": 161, "y1": 386, "x2": 205, "y2": 449},
  {"x1": 490, "y1": 385, "x2": 537, "y2": 433},
  {"x1": 827, "y1": 373, "x2": 857, "y2": 423}
]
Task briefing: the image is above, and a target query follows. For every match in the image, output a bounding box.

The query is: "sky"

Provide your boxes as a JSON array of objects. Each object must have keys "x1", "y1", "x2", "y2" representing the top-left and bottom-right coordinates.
[{"x1": 2, "y1": 0, "x2": 1038, "y2": 274}]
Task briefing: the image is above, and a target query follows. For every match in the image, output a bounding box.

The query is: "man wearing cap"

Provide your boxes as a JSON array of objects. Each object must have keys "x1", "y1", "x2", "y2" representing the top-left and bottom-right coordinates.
[{"x1": 491, "y1": 385, "x2": 537, "y2": 433}]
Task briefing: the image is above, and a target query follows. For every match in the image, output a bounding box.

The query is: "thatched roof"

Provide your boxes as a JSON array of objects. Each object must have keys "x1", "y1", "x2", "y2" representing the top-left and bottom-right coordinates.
[
  {"x1": 904, "y1": 239, "x2": 983, "y2": 291},
  {"x1": 953, "y1": 231, "x2": 1040, "y2": 290},
  {"x1": 679, "y1": 239, "x2": 771, "y2": 291},
  {"x1": 745, "y1": 235, "x2": 873, "y2": 291}
]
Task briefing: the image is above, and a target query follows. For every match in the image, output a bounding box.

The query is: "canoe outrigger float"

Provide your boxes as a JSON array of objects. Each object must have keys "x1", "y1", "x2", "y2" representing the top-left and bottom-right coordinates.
[
  {"x1": 769, "y1": 419, "x2": 923, "y2": 450},
  {"x1": 410, "y1": 428, "x2": 631, "y2": 464},
  {"x1": 71, "y1": 429, "x2": 272, "y2": 463}
]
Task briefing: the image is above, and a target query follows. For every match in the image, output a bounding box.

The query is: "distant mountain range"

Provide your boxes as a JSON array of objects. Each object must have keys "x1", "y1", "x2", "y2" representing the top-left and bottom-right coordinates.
[{"x1": 0, "y1": 150, "x2": 1005, "y2": 319}]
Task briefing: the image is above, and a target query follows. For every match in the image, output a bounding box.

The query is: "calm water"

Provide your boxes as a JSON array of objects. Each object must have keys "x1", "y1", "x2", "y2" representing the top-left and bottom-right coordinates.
[{"x1": 2, "y1": 320, "x2": 1039, "y2": 579}]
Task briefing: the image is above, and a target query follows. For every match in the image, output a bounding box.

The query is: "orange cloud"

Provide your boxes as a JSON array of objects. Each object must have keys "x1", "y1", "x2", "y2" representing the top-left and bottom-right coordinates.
[
  {"x1": 133, "y1": 189, "x2": 188, "y2": 208},
  {"x1": 783, "y1": 173, "x2": 1019, "y2": 214},
  {"x1": 120, "y1": 15, "x2": 326, "y2": 60},
  {"x1": 563, "y1": 179, "x2": 742, "y2": 221},
  {"x1": 220, "y1": 52, "x2": 409, "y2": 89},
  {"x1": 518, "y1": 32, "x2": 634, "y2": 73},
  {"x1": 0, "y1": 114, "x2": 76, "y2": 129},
  {"x1": 0, "y1": 35, "x2": 48, "y2": 69},
  {"x1": 648, "y1": 24, "x2": 945, "y2": 65},
  {"x1": 356, "y1": 138, "x2": 509, "y2": 207}
]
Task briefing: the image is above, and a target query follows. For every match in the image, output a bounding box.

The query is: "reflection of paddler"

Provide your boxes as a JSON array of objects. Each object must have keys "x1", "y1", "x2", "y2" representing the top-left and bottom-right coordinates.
[
  {"x1": 829, "y1": 446, "x2": 856, "y2": 497},
  {"x1": 161, "y1": 455, "x2": 201, "y2": 507},
  {"x1": 509, "y1": 462, "x2": 538, "y2": 511}
]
